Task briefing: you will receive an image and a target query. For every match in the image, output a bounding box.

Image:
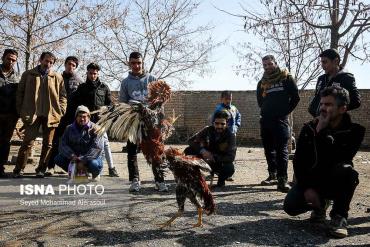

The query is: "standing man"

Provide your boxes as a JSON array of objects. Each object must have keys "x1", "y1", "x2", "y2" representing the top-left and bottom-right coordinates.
[
  {"x1": 46, "y1": 56, "x2": 83, "y2": 175},
  {"x1": 119, "y1": 51, "x2": 168, "y2": 192},
  {"x1": 256, "y1": 55, "x2": 300, "y2": 192},
  {"x1": 308, "y1": 48, "x2": 361, "y2": 117},
  {"x1": 13, "y1": 52, "x2": 67, "y2": 178},
  {"x1": 284, "y1": 86, "x2": 365, "y2": 238},
  {"x1": 71, "y1": 63, "x2": 118, "y2": 177},
  {"x1": 0, "y1": 49, "x2": 19, "y2": 177}
]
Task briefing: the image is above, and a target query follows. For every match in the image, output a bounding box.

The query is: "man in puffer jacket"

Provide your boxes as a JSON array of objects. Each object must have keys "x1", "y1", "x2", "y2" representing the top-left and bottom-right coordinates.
[{"x1": 308, "y1": 48, "x2": 361, "y2": 117}]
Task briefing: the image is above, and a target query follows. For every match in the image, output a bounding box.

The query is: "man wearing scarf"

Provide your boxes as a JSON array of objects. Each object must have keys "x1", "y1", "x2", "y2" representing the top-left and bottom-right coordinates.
[{"x1": 256, "y1": 55, "x2": 300, "y2": 192}]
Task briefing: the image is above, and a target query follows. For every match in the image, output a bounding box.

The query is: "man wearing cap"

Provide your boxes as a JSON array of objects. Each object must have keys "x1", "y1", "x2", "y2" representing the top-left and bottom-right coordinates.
[
  {"x1": 54, "y1": 105, "x2": 104, "y2": 181},
  {"x1": 308, "y1": 48, "x2": 361, "y2": 117}
]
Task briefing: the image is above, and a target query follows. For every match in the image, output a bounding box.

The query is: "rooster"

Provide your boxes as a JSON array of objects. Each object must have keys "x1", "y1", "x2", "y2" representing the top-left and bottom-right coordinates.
[
  {"x1": 159, "y1": 147, "x2": 215, "y2": 228},
  {"x1": 95, "y1": 80, "x2": 215, "y2": 228}
]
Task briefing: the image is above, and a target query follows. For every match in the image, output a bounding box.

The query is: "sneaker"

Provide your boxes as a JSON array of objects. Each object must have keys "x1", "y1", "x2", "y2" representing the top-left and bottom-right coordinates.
[
  {"x1": 261, "y1": 173, "x2": 277, "y2": 185},
  {"x1": 91, "y1": 174, "x2": 101, "y2": 182},
  {"x1": 329, "y1": 215, "x2": 348, "y2": 238},
  {"x1": 44, "y1": 168, "x2": 54, "y2": 176},
  {"x1": 35, "y1": 171, "x2": 45, "y2": 178},
  {"x1": 108, "y1": 167, "x2": 119, "y2": 177},
  {"x1": 155, "y1": 182, "x2": 169, "y2": 192},
  {"x1": 13, "y1": 170, "x2": 24, "y2": 178},
  {"x1": 129, "y1": 178, "x2": 141, "y2": 192}
]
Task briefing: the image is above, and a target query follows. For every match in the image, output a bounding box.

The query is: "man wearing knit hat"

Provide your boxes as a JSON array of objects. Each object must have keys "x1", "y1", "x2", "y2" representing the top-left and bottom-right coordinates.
[{"x1": 54, "y1": 105, "x2": 104, "y2": 181}]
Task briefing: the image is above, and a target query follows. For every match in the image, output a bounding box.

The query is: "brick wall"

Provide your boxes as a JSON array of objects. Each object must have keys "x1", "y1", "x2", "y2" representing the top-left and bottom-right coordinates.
[{"x1": 112, "y1": 90, "x2": 370, "y2": 147}]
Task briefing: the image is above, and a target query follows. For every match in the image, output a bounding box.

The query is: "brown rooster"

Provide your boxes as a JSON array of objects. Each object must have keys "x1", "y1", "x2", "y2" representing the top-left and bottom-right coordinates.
[{"x1": 159, "y1": 147, "x2": 215, "y2": 228}]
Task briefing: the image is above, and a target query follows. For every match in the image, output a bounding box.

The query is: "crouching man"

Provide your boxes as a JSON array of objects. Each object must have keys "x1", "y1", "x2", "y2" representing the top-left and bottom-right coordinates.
[
  {"x1": 185, "y1": 111, "x2": 236, "y2": 187},
  {"x1": 284, "y1": 86, "x2": 365, "y2": 238},
  {"x1": 54, "y1": 105, "x2": 103, "y2": 181}
]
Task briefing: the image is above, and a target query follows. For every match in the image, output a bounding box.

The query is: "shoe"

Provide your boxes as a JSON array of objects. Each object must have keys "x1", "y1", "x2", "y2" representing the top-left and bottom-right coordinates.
[
  {"x1": 13, "y1": 170, "x2": 24, "y2": 178},
  {"x1": 44, "y1": 168, "x2": 54, "y2": 176},
  {"x1": 226, "y1": 177, "x2": 234, "y2": 182},
  {"x1": 91, "y1": 174, "x2": 101, "y2": 182},
  {"x1": 35, "y1": 171, "x2": 45, "y2": 178},
  {"x1": 129, "y1": 178, "x2": 141, "y2": 192},
  {"x1": 310, "y1": 200, "x2": 329, "y2": 223},
  {"x1": 261, "y1": 172, "x2": 277, "y2": 185},
  {"x1": 155, "y1": 182, "x2": 169, "y2": 192},
  {"x1": 108, "y1": 167, "x2": 119, "y2": 177},
  {"x1": 329, "y1": 215, "x2": 348, "y2": 238},
  {"x1": 0, "y1": 168, "x2": 7, "y2": 178},
  {"x1": 277, "y1": 177, "x2": 291, "y2": 193}
]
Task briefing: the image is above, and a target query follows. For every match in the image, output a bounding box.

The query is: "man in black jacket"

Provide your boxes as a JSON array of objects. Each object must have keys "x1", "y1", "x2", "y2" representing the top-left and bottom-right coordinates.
[
  {"x1": 0, "y1": 49, "x2": 19, "y2": 177},
  {"x1": 284, "y1": 86, "x2": 365, "y2": 238},
  {"x1": 46, "y1": 56, "x2": 83, "y2": 175},
  {"x1": 184, "y1": 111, "x2": 236, "y2": 187},
  {"x1": 308, "y1": 49, "x2": 361, "y2": 117},
  {"x1": 256, "y1": 55, "x2": 300, "y2": 192}
]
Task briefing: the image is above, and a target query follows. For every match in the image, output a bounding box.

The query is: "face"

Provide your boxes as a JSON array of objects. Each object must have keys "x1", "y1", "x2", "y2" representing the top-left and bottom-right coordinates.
[
  {"x1": 2, "y1": 53, "x2": 17, "y2": 70},
  {"x1": 39, "y1": 55, "x2": 55, "y2": 70},
  {"x1": 87, "y1": 69, "x2": 99, "y2": 81},
  {"x1": 64, "y1": 60, "x2": 77, "y2": 74},
  {"x1": 221, "y1": 95, "x2": 232, "y2": 106},
  {"x1": 320, "y1": 57, "x2": 339, "y2": 74},
  {"x1": 262, "y1": 58, "x2": 277, "y2": 74},
  {"x1": 129, "y1": 57, "x2": 143, "y2": 75},
  {"x1": 76, "y1": 112, "x2": 90, "y2": 126},
  {"x1": 213, "y1": 118, "x2": 227, "y2": 133},
  {"x1": 319, "y1": 95, "x2": 346, "y2": 122}
]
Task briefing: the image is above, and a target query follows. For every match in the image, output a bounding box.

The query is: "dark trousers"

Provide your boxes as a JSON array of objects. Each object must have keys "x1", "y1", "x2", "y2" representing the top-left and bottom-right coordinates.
[
  {"x1": 184, "y1": 146, "x2": 235, "y2": 186},
  {"x1": 47, "y1": 114, "x2": 73, "y2": 169},
  {"x1": 0, "y1": 114, "x2": 18, "y2": 170},
  {"x1": 260, "y1": 118, "x2": 289, "y2": 179},
  {"x1": 284, "y1": 164, "x2": 359, "y2": 219},
  {"x1": 126, "y1": 140, "x2": 164, "y2": 182}
]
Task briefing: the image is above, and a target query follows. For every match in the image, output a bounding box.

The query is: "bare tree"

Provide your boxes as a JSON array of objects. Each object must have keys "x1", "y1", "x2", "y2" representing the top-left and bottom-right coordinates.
[
  {"x1": 86, "y1": 0, "x2": 216, "y2": 89},
  {"x1": 0, "y1": 0, "x2": 111, "y2": 70},
  {"x1": 230, "y1": 0, "x2": 370, "y2": 89}
]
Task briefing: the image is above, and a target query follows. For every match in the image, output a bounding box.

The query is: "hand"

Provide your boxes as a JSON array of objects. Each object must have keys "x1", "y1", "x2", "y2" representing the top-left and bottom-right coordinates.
[
  {"x1": 304, "y1": 188, "x2": 321, "y2": 209},
  {"x1": 201, "y1": 151, "x2": 215, "y2": 163},
  {"x1": 315, "y1": 113, "x2": 330, "y2": 133}
]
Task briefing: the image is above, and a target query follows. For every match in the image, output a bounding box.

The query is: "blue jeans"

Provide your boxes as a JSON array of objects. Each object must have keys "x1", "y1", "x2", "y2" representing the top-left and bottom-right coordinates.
[{"x1": 54, "y1": 154, "x2": 103, "y2": 177}]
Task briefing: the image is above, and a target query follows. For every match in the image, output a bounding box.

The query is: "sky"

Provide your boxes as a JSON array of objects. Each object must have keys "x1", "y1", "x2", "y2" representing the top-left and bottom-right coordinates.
[{"x1": 187, "y1": 0, "x2": 369, "y2": 90}]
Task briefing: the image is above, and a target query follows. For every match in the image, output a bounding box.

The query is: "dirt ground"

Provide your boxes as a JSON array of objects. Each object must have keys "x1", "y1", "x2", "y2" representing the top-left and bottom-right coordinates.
[{"x1": 0, "y1": 142, "x2": 369, "y2": 247}]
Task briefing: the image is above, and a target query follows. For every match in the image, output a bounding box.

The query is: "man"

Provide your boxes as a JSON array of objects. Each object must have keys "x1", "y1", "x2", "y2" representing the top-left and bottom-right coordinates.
[
  {"x1": 308, "y1": 48, "x2": 361, "y2": 117},
  {"x1": 13, "y1": 52, "x2": 67, "y2": 178},
  {"x1": 119, "y1": 51, "x2": 167, "y2": 192},
  {"x1": 54, "y1": 105, "x2": 103, "y2": 181},
  {"x1": 256, "y1": 55, "x2": 300, "y2": 192},
  {"x1": 0, "y1": 49, "x2": 19, "y2": 177},
  {"x1": 284, "y1": 86, "x2": 365, "y2": 238},
  {"x1": 185, "y1": 111, "x2": 236, "y2": 187},
  {"x1": 46, "y1": 56, "x2": 84, "y2": 176},
  {"x1": 72, "y1": 63, "x2": 118, "y2": 177},
  {"x1": 212, "y1": 91, "x2": 241, "y2": 135}
]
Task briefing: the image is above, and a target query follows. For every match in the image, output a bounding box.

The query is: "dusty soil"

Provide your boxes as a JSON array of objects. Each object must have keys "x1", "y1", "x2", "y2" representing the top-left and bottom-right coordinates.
[{"x1": 0, "y1": 142, "x2": 369, "y2": 247}]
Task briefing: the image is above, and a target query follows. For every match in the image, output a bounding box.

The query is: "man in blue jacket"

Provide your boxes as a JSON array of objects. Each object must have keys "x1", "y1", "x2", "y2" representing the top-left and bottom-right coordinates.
[
  {"x1": 54, "y1": 105, "x2": 104, "y2": 181},
  {"x1": 119, "y1": 51, "x2": 167, "y2": 193}
]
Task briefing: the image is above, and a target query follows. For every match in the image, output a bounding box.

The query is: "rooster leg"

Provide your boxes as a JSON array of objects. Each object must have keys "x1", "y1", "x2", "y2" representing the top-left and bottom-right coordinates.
[
  {"x1": 157, "y1": 210, "x2": 183, "y2": 228},
  {"x1": 192, "y1": 207, "x2": 203, "y2": 228}
]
